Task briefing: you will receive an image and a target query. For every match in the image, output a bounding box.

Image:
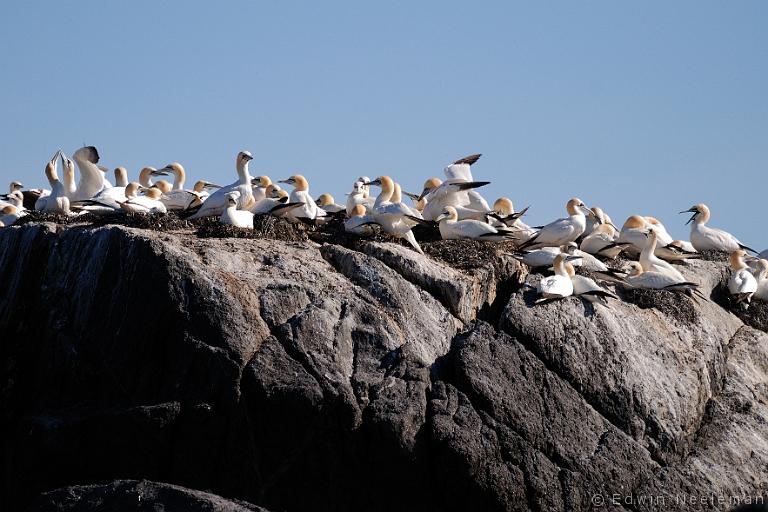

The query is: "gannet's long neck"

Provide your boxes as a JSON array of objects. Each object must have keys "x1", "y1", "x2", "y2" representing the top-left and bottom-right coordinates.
[
  {"x1": 375, "y1": 178, "x2": 394, "y2": 208},
  {"x1": 172, "y1": 167, "x2": 185, "y2": 191},
  {"x1": 237, "y1": 160, "x2": 252, "y2": 185},
  {"x1": 641, "y1": 230, "x2": 658, "y2": 261},
  {"x1": 731, "y1": 254, "x2": 748, "y2": 271},
  {"x1": 554, "y1": 257, "x2": 569, "y2": 278},
  {"x1": 75, "y1": 159, "x2": 105, "y2": 198},
  {"x1": 694, "y1": 207, "x2": 710, "y2": 227}
]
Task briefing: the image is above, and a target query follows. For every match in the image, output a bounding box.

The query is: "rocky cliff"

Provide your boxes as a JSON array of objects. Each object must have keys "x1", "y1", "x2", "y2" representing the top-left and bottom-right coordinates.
[{"x1": 1, "y1": 221, "x2": 767, "y2": 511}]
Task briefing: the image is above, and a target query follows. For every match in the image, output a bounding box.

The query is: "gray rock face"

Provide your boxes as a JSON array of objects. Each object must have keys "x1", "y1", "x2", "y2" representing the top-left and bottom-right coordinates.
[{"x1": 1, "y1": 222, "x2": 767, "y2": 511}]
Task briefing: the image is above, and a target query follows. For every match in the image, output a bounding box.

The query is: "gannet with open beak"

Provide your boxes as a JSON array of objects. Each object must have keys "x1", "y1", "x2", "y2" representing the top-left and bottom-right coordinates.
[
  {"x1": 249, "y1": 185, "x2": 304, "y2": 217},
  {"x1": 370, "y1": 175, "x2": 423, "y2": 254},
  {"x1": 119, "y1": 183, "x2": 167, "y2": 214},
  {"x1": 536, "y1": 253, "x2": 581, "y2": 302},
  {"x1": 639, "y1": 228, "x2": 685, "y2": 281},
  {"x1": 624, "y1": 262, "x2": 701, "y2": 293},
  {"x1": 251, "y1": 175, "x2": 273, "y2": 202},
  {"x1": 0, "y1": 205, "x2": 24, "y2": 226},
  {"x1": 580, "y1": 224, "x2": 630, "y2": 259},
  {"x1": 316, "y1": 193, "x2": 345, "y2": 214},
  {"x1": 728, "y1": 249, "x2": 758, "y2": 305},
  {"x1": 72, "y1": 146, "x2": 111, "y2": 201},
  {"x1": 344, "y1": 204, "x2": 378, "y2": 236},
  {"x1": 220, "y1": 191, "x2": 254, "y2": 228},
  {"x1": 681, "y1": 203, "x2": 756, "y2": 253},
  {"x1": 435, "y1": 206, "x2": 516, "y2": 241},
  {"x1": 346, "y1": 180, "x2": 375, "y2": 215},
  {"x1": 34, "y1": 151, "x2": 71, "y2": 214},
  {"x1": 188, "y1": 151, "x2": 255, "y2": 219},
  {"x1": 519, "y1": 198, "x2": 594, "y2": 250},
  {"x1": 565, "y1": 262, "x2": 619, "y2": 302},
  {"x1": 277, "y1": 174, "x2": 326, "y2": 223}
]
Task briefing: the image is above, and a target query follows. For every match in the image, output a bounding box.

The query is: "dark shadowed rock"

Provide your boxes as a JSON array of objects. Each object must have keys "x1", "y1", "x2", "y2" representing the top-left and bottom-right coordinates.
[{"x1": 2, "y1": 222, "x2": 768, "y2": 512}]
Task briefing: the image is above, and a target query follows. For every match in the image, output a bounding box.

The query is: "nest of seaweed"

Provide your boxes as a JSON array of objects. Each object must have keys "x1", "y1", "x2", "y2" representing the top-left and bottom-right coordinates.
[
  {"x1": 422, "y1": 239, "x2": 518, "y2": 271},
  {"x1": 618, "y1": 287, "x2": 699, "y2": 324},
  {"x1": 15, "y1": 210, "x2": 193, "y2": 231},
  {"x1": 195, "y1": 215, "x2": 309, "y2": 242},
  {"x1": 698, "y1": 250, "x2": 731, "y2": 262},
  {"x1": 711, "y1": 279, "x2": 768, "y2": 333}
]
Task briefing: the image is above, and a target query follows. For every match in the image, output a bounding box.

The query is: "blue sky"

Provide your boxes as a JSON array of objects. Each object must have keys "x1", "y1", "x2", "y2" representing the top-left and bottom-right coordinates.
[{"x1": 1, "y1": 1, "x2": 766, "y2": 248}]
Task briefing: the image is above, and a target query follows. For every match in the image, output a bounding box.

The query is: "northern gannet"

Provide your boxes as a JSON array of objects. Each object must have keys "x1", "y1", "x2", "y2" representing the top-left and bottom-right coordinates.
[
  {"x1": 0, "y1": 191, "x2": 25, "y2": 210},
  {"x1": 563, "y1": 243, "x2": 609, "y2": 272},
  {"x1": 443, "y1": 153, "x2": 491, "y2": 211},
  {"x1": 316, "y1": 194, "x2": 345, "y2": 214},
  {"x1": 60, "y1": 152, "x2": 77, "y2": 198},
  {"x1": 518, "y1": 198, "x2": 595, "y2": 250},
  {"x1": 624, "y1": 262, "x2": 701, "y2": 293},
  {"x1": 369, "y1": 175, "x2": 423, "y2": 254},
  {"x1": 251, "y1": 175, "x2": 273, "y2": 202},
  {"x1": 681, "y1": 203, "x2": 756, "y2": 253},
  {"x1": 536, "y1": 253, "x2": 581, "y2": 303},
  {"x1": 250, "y1": 185, "x2": 303, "y2": 216},
  {"x1": 278, "y1": 174, "x2": 327, "y2": 223},
  {"x1": 192, "y1": 180, "x2": 222, "y2": 201},
  {"x1": 509, "y1": 246, "x2": 577, "y2": 269},
  {"x1": 188, "y1": 151, "x2": 255, "y2": 219},
  {"x1": 119, "y1": 184, "x2": 167, "y2": 214},
  {"x1": 344, "y1": 204, "x2": 378, "y2": 236},
  {"x1": 346, "y1": 180, "x2": 375, "y2": 215},
  {"x1": 114, "y1": 167, "x2": 129, "y2": 188},
  {"x1": 436, "y1": 206, "x2": 516, "y2": 241},
  {"x1": 391, "y1": 183, "x2": 422, "y2": 220},
  {"x1": 35, "y1": 151, "x2": 71, "y2": 214},
  {"x1": 8, "y1": 181, "x2": 23, "y2": 194},
  {"x1": 418, "y1": 177, "x2": 491, "y2": 222},
  {"x1": 153, "y1": 163, "x2": 203, "y2": 211},
  {"x1": 580, "y1": 224, "x2": 630, "y2": 259},
  {"x1": 0, "y1": 205, "x2": 24, "y2": 226},
  {"x1": 220, "y1": 191, "x2": 254, "y2": 228},
  {"x1": 583, "y1": 206, "x2": 616, "y2": 237},
  {"x1": 728, "y1": 249, "x2": 758, "y2": 305},
  {"x1": 565, "y1": 263, "x2": 619, "y2": 301},
  {"x1": 72, "y1": 146, "x2": 111, "y2": 201},
  {"x1": 639, "y1": 228, "x2": 686, "y2": 281},
  {"x1": 138, "y1": 167, "x2": 166, "y2": 188},
  {"x1": 752, "y1": 259, "x2": 768, "y2": 301},
  {"x1": 619, "y1": 215, "x2": 697, "y2": 261}
]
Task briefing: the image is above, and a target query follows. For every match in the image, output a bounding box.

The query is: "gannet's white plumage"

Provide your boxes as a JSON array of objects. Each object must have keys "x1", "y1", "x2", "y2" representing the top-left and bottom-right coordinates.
[
  {"x1": 220, "y1": 191, "x2": 254, "y2": 228},
  {"x1": 278, "y1": 174, "x2": 326, "y2": 223},
  {"x1": 72, "y1": 146, "x2": 111, "y2": 201},
  {"x1": 248, "y1": 185, "x2": 301, "y2": 217},
  {"x1": 188, "y1": 151, "x2": 255, "y2": 219},
  {"x1": 0, "y1": 191, "x2": 24, "y2": 210},
  {"x1": 370, "y1": 175, "x2": 423, "y2": 254},
  {"x1": 519, "y1": 198, "x2": 594, "y2": 250},
  {"x1": 435, "y1": 206, "x2": 516, "y2": 241},
  {"x1": 564, "y1": 243, "x2": 609, "y2": 272},
  {"x1": 565, "y1": 263, "x2": 619, "y2": 302},
  {"x1": 752, "y1": 259, "x2": 768, "y2": 301},
  {"x1": 640, "y1": 228, "x2": 685, "y2": 282},
  {"x1": 419, "y1": 177, "x2": 490, "y2": 222},
  {"x1": 0, "y1": 205, "x2": 24, "y2": 226},
  {"x1": 728, "y1": 250, "x2": 758, "y2": 304},
  {"x1": 316, "y1": 194, "x2": 345, "y2": 214},
  {"x1": 119, "y1": 184, "x2": 167, "y2": 214},
  {"x1": 536, "y1": 253, "x2": 580, "y2": 302},
  {"x1": 151, "y1": 163, "x2": 204, "y2": 211},
  {"x1": 682, "y1": 204, "x2": 755, "y2": 253},
  {"x1": 510, "y1": 246, "x2": 574, "y2": 268},
  {"x1": 35, "y1": 151, "x2": 71, "y2": 214},
  {"x1": 583, "y1": 206, "x2": 615, "y2": 238},
  {"x1": 251, "y1": 175, "x2": 272, "y2": 202},
  {"x1": 490, "y1": 198, "x2": 535, "y2": 241},
  {"x1": 346, "y1": 180, "x2": 375, "y2": 215},
  {"x1": 442, "y1": 154, "x2": 490, "y2": 211},
  {"x1": 624, "y1": 262, "x2": 700, "y2": 292},
  {"x1": 580, "y1": 224, "x2": 629, "y2": 259},
  {"x1": 344, "y1": 204, "x2": 378, "y2": 236}
]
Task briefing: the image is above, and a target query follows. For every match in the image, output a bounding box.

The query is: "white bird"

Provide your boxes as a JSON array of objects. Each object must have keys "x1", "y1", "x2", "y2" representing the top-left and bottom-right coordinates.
[
  {"x1": 619, "y1": 215, "x2": 698, "y2": 262},
  {"x1": 72, "y1": 146, "x2": 111, "y2": 201},
  {"x1": 0, "y1": 191, "x2": 25, "y2": 211},
  {"x1": 0, "y1": 205, "x2": 24, "y2": 226},
  {"x1": 681, "y1": 203, "x2": 756, "y2": 254},
  {"x1": 624, "y1": 262, "x2": 701, "y2": 293},
  {"x1": 369, "y1": 175, "x2": 423, "y2": 254},
  {"x1": 442, "y1": 153, "x2": 490, "y2": 211},
  {"x1": 250, "y1": 185, "x2": 304, "y2": 217},
  {"x1": 728, "y1": 249, "x2": 758, "y2": 305},
  {"x1": 418, "y1": 177, "x2": 490, "y2": 222},
  {"x1": 59, "y1": 152, "x2": 77, "y2": 198},
  {"x1": 519, "y1": 198, "x2": 595, "y2": 250},
  {"x1": 639, "y1": 228, "x2": 686, "y2": 282},
  {"x1": 220, "y1": 191, "x2": 254, "y2": 228},
  {"x1": 346, "y1": 180, "x2": 375, "y2": 215},
  {"x1": 119, "y1": 184, "x2": 167, "y2": 214},
  {"x1": 435, "y1": 206, "x2": 517, "y2": 241},
  {"x1": 344, "y1": 204, "x2": 378, "y2": 236},
  {"x1": 565, "y1": 262, "x2": 619, "y2": 302},
  {"x1": 490, "y1": 198, "x2": 534, "y2": 241},
  {"x1": 509, "y1": 246, "x2": 573, "y2": 268},
  {"x1": 563, "y1": 243, "x2": 609, "y2": 272},
  {"x1": 316, "y1": 193, "x2": 346, "y2": 214},
  {"x1": 751, "y1": 259, "x2": 768, "y2": 301},
  {"x1": 153, "y1": 162, "x2": 205, "y2": 211},
  {"x1": 138, "y1": 167, "x2": 167, "y2": 188},
  {"x1": 188, "y1": 151, "x2": 255, "y2": 219},
  {"x1": 251, "y1": 175, "x2": 273, "y2": 202},
  {"x1": 34, "y1": 151, "x2": 71, "y2": 214},
  {"x1": 535, "y1": 253, "x2": 581, "y2": 303},
  {"x1": 583, "y1": 206, "x2": 616, "y2": 238},
  {"x1": 580, "y1": 224, "x2": 630, "y2": 259},
  {"x1": 192, "y1": 180, "x2": 222, "y2": 202},
  {"x1": 278, "y1": 174, "x2": 327, "y2": 223}
]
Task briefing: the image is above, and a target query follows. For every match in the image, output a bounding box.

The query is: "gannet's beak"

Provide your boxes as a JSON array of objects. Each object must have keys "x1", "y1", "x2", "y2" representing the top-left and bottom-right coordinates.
[
  {"x1": 417, "y1": 188, "x2": 431, "y2": 202},
  {"x1": 204, "y1": 182, "x2": 222, "y2": 189},
  {"x1": 435, "y1": 212, "x2": 450, "y2": 222},
  {"x1": 368, "y1": 178, "x2": 382, "y2": 187},
  {"x1": 608, "y1": 221, "x2": 619, "y2": 230},
  {"x1": 50, "y1": 149, "x2": 62, "y2": 164},
  {"x1": 581, "y1": 205, "x2": 597, "y2": 218},
  {"x1": 278, "y1": 178, "x2": 295, "y2": 185},
  {"x1": 150, "y1": 169, "x2": 170, "y2": 177},
  {"x1": 403, "y1": 191, "x2": 420, "y2": 201},
  {"x1": 565, "y1": 255, "x2": 583, "y2": 263}
]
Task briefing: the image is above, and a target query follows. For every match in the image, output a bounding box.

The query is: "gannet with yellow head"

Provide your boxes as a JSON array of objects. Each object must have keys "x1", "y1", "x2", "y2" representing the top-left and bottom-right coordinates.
[
  {"x1": 368, "y1": 175, "x2": 423, "y2": 254},
  {"x1": 435, "y1": 206, "x2": 516, "y2": 241},
  {"x1": 728, "y1": 249, "x2": 758, "y2": 305},
  {"x1": 681, "y1": 203, "x2": 756, "y2": 254},
  {"x1": 278, "y1": 174, "x2": 327, "y2": 223},
  {"x1": 188, "y1": 151, "x2": 255, "y2": 219},
  {"x1": 518, "y1": 198, "x2": 595, "y2": 250}
]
